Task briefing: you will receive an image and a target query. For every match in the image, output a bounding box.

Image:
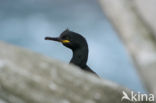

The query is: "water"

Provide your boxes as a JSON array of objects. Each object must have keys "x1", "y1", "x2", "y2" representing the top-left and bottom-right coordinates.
[{"x1": 0, "y1": 0, "x2": 145, "y2": 92}]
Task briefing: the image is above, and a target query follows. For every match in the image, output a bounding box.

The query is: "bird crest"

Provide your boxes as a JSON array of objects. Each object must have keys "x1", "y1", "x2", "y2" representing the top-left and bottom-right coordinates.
[{"x1": 65, "y1": 28, "x2": 70, "y2": 32}]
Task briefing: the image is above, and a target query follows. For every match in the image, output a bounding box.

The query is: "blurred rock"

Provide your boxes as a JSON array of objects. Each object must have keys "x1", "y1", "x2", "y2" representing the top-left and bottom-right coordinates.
[
  {"x1": 99, "y1": 0, "x2": 156, "y2": 99},
  {"x1": 0, "y1": 41, "x2": 141, "y2": 103}
]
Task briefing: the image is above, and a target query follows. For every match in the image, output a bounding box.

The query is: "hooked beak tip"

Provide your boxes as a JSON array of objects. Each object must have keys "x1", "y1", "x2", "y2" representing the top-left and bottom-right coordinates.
[{"x1": 45, "y1": 37, "x2": 49, "y2": 40}]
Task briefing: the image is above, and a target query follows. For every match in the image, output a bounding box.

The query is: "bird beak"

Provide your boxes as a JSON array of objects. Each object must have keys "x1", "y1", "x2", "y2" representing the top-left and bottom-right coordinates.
[
  {"x1": 45, "y1": 37, "x2": 70, "y2": 43},
  {"x1": 45, "y1": 37, "x2": 61, "y2": 42}
]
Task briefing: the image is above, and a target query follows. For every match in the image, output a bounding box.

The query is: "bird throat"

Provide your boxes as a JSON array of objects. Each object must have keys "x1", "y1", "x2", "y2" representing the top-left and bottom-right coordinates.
[{"x1": 70, "y1": 46, "x2": 88, "y2": 68}]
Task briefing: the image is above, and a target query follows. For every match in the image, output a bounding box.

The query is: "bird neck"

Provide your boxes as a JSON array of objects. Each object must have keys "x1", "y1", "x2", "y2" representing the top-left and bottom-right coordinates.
[{"x1": 70, "y1": 46, "x2": 88, "y2": 68}]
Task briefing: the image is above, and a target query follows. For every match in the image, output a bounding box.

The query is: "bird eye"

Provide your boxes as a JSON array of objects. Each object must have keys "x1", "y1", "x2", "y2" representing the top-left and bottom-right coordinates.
[{"x1": 62, "y1": 36, "x2": 69, "y2": 40}]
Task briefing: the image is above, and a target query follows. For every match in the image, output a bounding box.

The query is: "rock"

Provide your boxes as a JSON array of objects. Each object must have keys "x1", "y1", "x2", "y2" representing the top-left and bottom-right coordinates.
[
  {"x1": 0, "y1": 42, "x2": 148, "y2": 103},
  {"x1": 99, "y1": 0, "x2": 156, "y2": 99}
]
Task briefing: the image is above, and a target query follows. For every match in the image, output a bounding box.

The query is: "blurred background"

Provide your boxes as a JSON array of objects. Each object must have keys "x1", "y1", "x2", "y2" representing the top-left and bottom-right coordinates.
[{"x1": 0, "y1": 0, "x2": 145, "y2": 92}]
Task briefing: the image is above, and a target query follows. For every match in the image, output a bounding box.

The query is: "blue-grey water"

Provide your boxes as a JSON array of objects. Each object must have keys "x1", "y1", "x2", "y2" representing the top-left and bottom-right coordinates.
[{"x1": 0, "y1": 0, "x2": 145, "y2": 92}]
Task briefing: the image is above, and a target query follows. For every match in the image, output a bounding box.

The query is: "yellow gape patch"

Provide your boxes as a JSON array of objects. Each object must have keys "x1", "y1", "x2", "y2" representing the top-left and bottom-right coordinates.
[{"x1": 61, "y1": 40, "x2": 70, "y2": 43}]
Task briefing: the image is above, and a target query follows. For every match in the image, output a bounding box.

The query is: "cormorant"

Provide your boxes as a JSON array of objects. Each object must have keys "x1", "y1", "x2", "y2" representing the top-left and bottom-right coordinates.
[{"x1": 45, "y1": 29, "x2": 97, "y2": 75}]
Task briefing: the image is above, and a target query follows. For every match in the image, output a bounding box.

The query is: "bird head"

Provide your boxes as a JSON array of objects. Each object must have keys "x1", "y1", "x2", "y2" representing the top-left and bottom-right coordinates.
[{"x1": 45, "y1": 29, "x2": 88, "y2": 51}]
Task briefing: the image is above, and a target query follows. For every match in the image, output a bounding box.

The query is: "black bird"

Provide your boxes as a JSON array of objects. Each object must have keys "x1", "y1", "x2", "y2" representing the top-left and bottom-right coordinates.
[{"x1": 45, "y1": 29, "x2": 97, "y2": 75}]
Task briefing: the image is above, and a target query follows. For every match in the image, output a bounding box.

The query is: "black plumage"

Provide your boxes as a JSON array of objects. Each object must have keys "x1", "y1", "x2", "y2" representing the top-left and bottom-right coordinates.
[{"x1": 45, "y1": 29, "x2": 97, "y2": 75}]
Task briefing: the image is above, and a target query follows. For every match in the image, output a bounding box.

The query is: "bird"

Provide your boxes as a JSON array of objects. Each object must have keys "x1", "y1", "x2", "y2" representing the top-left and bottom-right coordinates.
[{"x1": 45, "y1": 29, "x2": 98, "y2": 76}]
